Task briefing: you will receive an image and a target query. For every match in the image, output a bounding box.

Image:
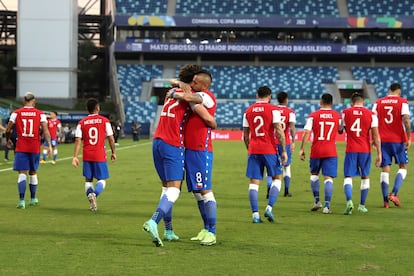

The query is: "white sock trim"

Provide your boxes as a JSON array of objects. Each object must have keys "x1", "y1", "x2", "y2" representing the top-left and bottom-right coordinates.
[{"x1": 249, "y1": 183, "x2": 259, "y2": 191}]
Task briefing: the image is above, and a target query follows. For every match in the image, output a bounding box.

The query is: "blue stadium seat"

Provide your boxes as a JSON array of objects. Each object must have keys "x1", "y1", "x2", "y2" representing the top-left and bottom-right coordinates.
[
  {"x1": 351, "y1": 67, "x2": 414, "y2": 100},
  {"x1": 117, "y1": 64, "x2": 163, "y2": 122},
  {"x1": 124, "y1": 101, "x2": 158, "y2": 123},
  {"x1": 175, "y1": 0, "x2": 338, "y2": 16},
  {"x1": 178, "y1": 65, "x2": 338, "y2": 100},
  {"x1": 347, "y1": 0, "x2": 414, "y2": 16},
  {"x1": 116, "y1": 0, "x2": 167, "y2": 15}
]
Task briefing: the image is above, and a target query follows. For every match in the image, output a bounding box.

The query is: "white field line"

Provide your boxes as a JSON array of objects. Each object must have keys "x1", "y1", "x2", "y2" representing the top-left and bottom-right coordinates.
[{"x1": 0, "y1": 141, "x2": 151, "y2": 173}]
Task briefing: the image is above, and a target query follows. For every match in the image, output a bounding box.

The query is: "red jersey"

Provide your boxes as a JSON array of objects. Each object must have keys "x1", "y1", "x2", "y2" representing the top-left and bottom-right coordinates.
[
  {"x1": 75, "y1": 114, "x2": 113, "y2": 162},
  {"x1": 243, "y1": 101, "x2": 281, "y2": 155},
  {"x1": 184, "y1": 90, "x2": 216, "y2": 152},
  {"x1": 372, "y1": 95, "x2": 410, "y2": 143},
  {"x1": 342, "y1": 105, "x2": 378, "y2": 153},
  {"x1": 154, "y1": 88, "x2": 191, "y2": 147},
  {"x1": 9, "y1": 106, "x2": 47, "y2": 154},
  {"x1": 274, "y1": 105, "x2": 296, "y2": 145},
  {"x1": 304, "y1": 108, "x2": 341, "y2": 158},
  {"x1": 47, "y1": 118, "x2": 61, "y2": 140}
]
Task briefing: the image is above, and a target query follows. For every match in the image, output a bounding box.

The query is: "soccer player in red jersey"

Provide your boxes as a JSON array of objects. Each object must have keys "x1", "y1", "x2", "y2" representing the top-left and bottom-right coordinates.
[
  {"x1": 342, "y1": 92, "x2": 381, "y2": 214},
  {"x1": 5, "y1": 92, "x2": 52, "y2": 209},
  {"x1": 266, "y1": 91, "x2": 296, "y2": 198},
  {"x1": 243, "y1": 86, "x2": 287, "y2": 223},
  {"x1": 299, "y1": 93, "x2": 342, "y2": 214},
  {"x1": 72, "y1": 98, "x2": 116, "y2": 211},
  {"x1": 41, "y1": 111, "x2": 62, "y2": 164},
  {"x1": 372, "y1": 83, "x2": 411, "y2": 208},
  {"x1": 143, "y1": 65, "x2": 216, "y2": 247},
  {"x1": 179, "y1": 70, "x2": 218, "y2": 246}
]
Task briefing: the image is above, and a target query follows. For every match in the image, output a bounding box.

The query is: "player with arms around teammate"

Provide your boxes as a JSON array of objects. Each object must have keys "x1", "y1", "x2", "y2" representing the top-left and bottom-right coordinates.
[
  {"x1": 41, "y1": 111, "x2": 62, "y2": 164},
  {"x1": 299, "y1": 93, "x2": 342, "y2": 214},
  {"x1": 177, "y1": 70, "x2": 218, "y2": 246},
  {"x1": 143, "y1": 65, "x2": 215, "y2": 247},
  {"x1": 372, "y1": 83, "x2": 411, "y2": 208},
  {"x1": 342, "y1": 92, "x2": 381, "y2": 215},
  {"x1": 72, "y1": 98, "x2": 116, "y2": 211},
  {"x1": 243, "y1": 86, "x2": 287, "y2": 223},
  {"x1": 266, "y1": 91, "x2": 296, "y2": 198},
  {"x1": 6, "y1": 92, "x2": 52, "y2": 209}
]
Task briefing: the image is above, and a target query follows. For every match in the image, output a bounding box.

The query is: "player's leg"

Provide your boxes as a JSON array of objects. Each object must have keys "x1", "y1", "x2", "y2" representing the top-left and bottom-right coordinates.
[
  {"x1": 281, "y1": 144, "x2": 292, "y2": 197},
  {"x1": 246, "y1": 154, "x2": 263, "y2": 223},
  {"x1": 343, "y1": 153, "x2": 357, "y2": 215},
  {"x1": 143, "y1": 139, "x2": 182, "y2": 246},
  {"x1": 389, "y1": 144, "x2": 408, "y2": 206},
  {"x1": 264, "y1": 154, "x2": 282, "y2": 222},
  {"x1": 321, "y1": 157, "x2": 338, "y2": 214},
  {"x1": 380, "y1": 143, "x2": 392, "y2": 207},
  {"x1": 14, "y1": 152, "x2": 31, "y2": 209},
  {"x1": 309, "y1": 158, "x2": 322, "y2": 211},
  {"x1": 83, "y1": 161, "x2": 97, "y2": 211},
  {"x1": 41, "y1": 141, "x2": 49, "y2": 163},
  {"x1": 200, "y1": 191, "x2": 217, "y2": 246},
  {"x1": 358, "y1": 153, "x2": 371, "y2": 212}
]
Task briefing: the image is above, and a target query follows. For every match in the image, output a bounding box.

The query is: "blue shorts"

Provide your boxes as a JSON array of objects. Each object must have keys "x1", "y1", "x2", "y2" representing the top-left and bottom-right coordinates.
[
  {"x1": 277, "y1": 144, "x2": 292, "y2": 166},
  {"x1": 246, "y1": 154, "x2": 282, "y2": 180},
  {"x1": 185, "y1": 149, "x2": 213, "y2": 192},
  {"x1": 14, "y1": 152, "x2": 40, "y2": 171},
  {"x1": 309, "y1": 157, "x2": 338, "y2": 178},
  {"x1": 152, "y1": 138, "x2": 184, "y2": 182},
  {"x1": 43, "y1": 139, "x2": 58, "y2": 147},
  {"x1": 344, "y1": 152, "x2": 371, "y2": 177},
  {"x1": 83, "y1": 161, "x2": 109, "y2": 180},
  {"x1": 381, "y1": 142, "x2": 408, "y2": 167}
]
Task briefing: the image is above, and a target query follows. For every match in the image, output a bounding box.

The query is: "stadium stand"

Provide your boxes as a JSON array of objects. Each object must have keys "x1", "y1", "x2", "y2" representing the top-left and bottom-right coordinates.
[
  {"x1": 174, "y1": 0, "x2": 339, "y2": 16},
  {"x1": 176, "y1": 65, "x2": 338, "y2": 100},
  {"x1": 347, "y1": 0, "x2": 414, "y2": 16},
  {"x1": 115, "y1": 0, "x2": 167, "y2": 15},
  {"x1": 351, "y1": 67, "x2": 414, "y2": 99}
]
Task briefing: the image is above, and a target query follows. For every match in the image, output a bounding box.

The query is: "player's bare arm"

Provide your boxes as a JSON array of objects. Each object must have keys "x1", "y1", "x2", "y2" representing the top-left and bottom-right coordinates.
[
  {"x1": 274, "y1": 122, "x2": 288, "y2": 164},
  {"x1": 299, "y1": 130, "x2": 310, "y2": 161},
  {"x1": 403, "y1": 114, "x2": 411, "y2": 150},
  {"x1": 169, "y1": 89, "x2": 203, "y2": 104},
  {"x1": 72, "y1": 137, "x2": 82, "y2": 167},
  {"x1": 371, "y1": 127, "x2": 382, "y2": 167},
  {"x1": 170, "y1": 79, "x2": 192, "y2": 93},
  {"x1": 108, "y1": 135, "x2": 117, "y2": 162},
  {"x1": 243, "y1": 127, "x2": 250, "y2": 150},
  {"x1": 289, "y1": 121, "x2": 296, "y2": 152},
  {"x1": 5, "y1": 121, "x2": 14, "y2": 148},
  {"x1": 41, "y1": 121, "x2": 53, "y2": 157},
  {"x1": 193, "y1": 104, "x2": 217, "y2": 129}
]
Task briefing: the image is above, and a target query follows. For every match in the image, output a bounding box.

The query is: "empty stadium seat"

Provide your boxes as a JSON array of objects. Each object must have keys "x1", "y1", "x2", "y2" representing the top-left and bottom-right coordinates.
[
  {"x1": 116, "y1": 0, "x2": 167, "y2": 15},
  {"x1": 177, "y1": 65, "x2": 338, "y2": 100},
  {"x1": 175, "y1": 0, "x2": 338, "y2": 16},
  {"x1": 351, "y1": 67, "x2": 414, "y2": 99},
  {"x1": 347, "y1": 0, "x2": 414, "y2": 16}
]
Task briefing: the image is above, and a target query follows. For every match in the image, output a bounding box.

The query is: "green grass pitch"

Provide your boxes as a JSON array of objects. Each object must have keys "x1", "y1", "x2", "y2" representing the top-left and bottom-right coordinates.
[{"x1": 1, "y1": 139, "x2": 414, "y2": 275}]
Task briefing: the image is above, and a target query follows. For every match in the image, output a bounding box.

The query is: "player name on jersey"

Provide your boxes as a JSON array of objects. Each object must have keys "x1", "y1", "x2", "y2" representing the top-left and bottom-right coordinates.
[
  {"x1": 319, "y1": 113, "x2": 334, "y2": 118},
  {"x1": 252, "y1": 107, "x2": 264, "y2": 112},
  {"x1": 84, "y1": 118, "x2": 103, "y2": 125},
  {"x1": 380, "y1": 99, "x2": 398, "y2": 104},
  {"x1": 21, "y1": 112, "x2": 37, "y2": 116}
]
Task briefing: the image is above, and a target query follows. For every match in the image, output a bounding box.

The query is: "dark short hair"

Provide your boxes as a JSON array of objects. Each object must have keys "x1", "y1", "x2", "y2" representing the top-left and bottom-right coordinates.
[
  {"x1": 321, "y1": 93, "x2": 333, "y2": 105},
  {"x1": 197, "y1": 69, "x2": 213, "y2": 82},
  {"x1": 86, "y1": 98, "x2": 99, "y2": 113},
  {"x1": 351, "y1": 92, "x2": 364, "y2": 103},
  {"x1": 178, "y1": 64, "x2": 203, "y2": 83},
  {"x1": 389, "y1": 83, "x2": 401, "y2": 92},
  {"x1": 257, "y1": 86, "x2": 272, "y2": 98},
  {"x1": 277, "y1": 91, "x2": 288, "y2": 104},
  {"x1": 24, "y1": 92, "x2": 35, "y2": 102},
  {"x1": 50, "y1": 111, "x2": 58, "y2": 116}
]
